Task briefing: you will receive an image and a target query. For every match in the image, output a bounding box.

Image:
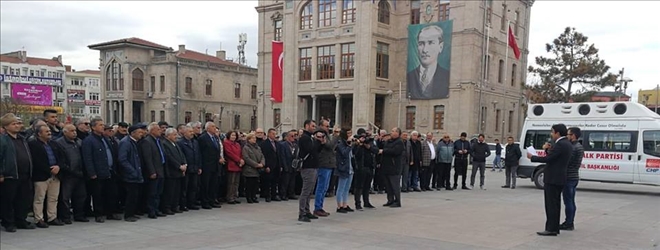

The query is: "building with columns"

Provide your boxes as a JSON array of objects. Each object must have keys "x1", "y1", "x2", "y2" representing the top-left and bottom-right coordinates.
[
  {"x1": 88, "y1": 38, "x2": 258, "y2": 130},
  {"x1": 256, "y1": 0, "x2": 533, "y2": 140}
]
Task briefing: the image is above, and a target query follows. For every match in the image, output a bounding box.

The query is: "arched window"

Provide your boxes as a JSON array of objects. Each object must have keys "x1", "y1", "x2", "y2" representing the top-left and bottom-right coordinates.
[
  {"x1": 106, "y1": 60, "x2": 123, "y2": 91},
  {"x1": 300, "y1": 1, "x2": 313, "y2": 30},
  {"x1": 131, "y1": 68, "x2": 144, "y2": 91},
  {"x1": 377, "y1": 0, "x2": 390, "y2": 24}
]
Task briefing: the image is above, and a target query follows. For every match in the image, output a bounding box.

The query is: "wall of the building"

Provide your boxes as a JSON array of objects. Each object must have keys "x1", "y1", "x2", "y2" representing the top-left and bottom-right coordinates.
[{"x1": 257, "y1": 0, "x2": 531, "y2": 140}]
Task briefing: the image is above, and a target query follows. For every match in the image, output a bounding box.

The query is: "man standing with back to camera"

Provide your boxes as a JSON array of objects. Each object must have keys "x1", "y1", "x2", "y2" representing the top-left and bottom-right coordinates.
[{"x1": 527, "y1": 124, "x2": 572, "y2": 236}]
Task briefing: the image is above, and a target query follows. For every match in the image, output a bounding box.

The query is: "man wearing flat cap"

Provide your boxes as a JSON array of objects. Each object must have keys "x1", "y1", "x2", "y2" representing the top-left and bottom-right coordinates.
[
  {"x1": 118, "y1": 124, "x2": 147, "y2": 222},
  {"x1": 0, "y1": 113, "x2": 37, "y2": 232},
  {"x1": 115, "y1": 122, "x2": 129, "y2": 141}
]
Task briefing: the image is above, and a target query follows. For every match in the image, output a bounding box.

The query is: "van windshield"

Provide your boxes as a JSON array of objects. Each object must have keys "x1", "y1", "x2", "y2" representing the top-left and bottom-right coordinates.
[
  {"x1": 643, "y1": 130, "x2": 660, "y2": 157},
  {"x1": 523, "y1": 130, "x2": 552, "y2": 149}
]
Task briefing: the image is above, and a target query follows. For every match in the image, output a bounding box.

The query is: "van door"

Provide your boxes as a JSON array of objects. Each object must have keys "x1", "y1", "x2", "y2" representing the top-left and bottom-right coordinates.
[
  {"x1": 582, "y1": 130, "x2": 638, "y2": 183},
  {"x1": 638, "y1": 130, "x2": 660, "y2": 185}
]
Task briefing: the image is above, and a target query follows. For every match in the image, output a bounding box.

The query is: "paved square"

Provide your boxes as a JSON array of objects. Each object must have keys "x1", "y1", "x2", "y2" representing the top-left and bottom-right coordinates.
[{"x1": 1, "y1": 170, "x2": 659, "y2": 250}]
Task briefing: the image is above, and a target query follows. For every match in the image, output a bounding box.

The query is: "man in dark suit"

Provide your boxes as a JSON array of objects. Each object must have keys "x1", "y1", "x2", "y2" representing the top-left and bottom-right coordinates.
[
  {"x1": 528, "y1": 124, "x2": 573, "y2": 236},
  {"x1": 260, "y1": 128, "x2": 281, "y2": 202},
  {"x1": 407, "y1": 25, "x2": 450, "y2": 100},
  {"x1": 380, "y1": 127, "x2": 404, "y2": 208},
  {"x1": 82, "y1": 118, "x2": 121, "y2": 223},
  {"x1": 28, "y1": 124, "x2": 66, "y2": 227},
  {"x1": 138, "y1": 122, "x2": 167, "y2": 219},
  {"x1": 278, "y1": 130, "x2": 297, "y2": 201},
  {"x1": 198, "y1": 122, "x2": 224, "y2": 209},
  {"x1": 161, "y1": 128, "x2": 187, "y2": 214},
  {"x1": 177, "y1": 125, "x2": 202, "y2": 210}
]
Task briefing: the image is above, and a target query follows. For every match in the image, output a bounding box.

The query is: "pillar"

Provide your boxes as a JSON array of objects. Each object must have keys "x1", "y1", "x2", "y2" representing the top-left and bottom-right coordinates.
[
  {"x1": 334, "y1": 93, "x2": 341, "y2": 128},
  {"x1": 311, "y1": 95, "x2": 317, "y2": 121}
]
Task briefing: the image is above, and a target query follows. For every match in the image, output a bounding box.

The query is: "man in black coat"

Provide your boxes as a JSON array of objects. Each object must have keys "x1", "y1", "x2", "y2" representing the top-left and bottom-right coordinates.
[
  {"x1": 54, "y1": 124, "x2": 88, "y2": 224},
  {"x1": 161, "y1": 128, "x2": 187, "y2": 214},
  {"x1": 138, "y1": 122, "x2": 167, "y2": 219},
  {"x1": 177, "y1": 125, "x2": 203, "y2": 210},
  {"x1": 380, "y1": 127, "x2": 404, "y2": 208},
  {"x1": 297, "y1": 120, "x2": 324, "y2": 222},
  {"x1": 260, "y1": 128, "x2": 282, "y2": 202},
  {"x1": 528, "y1": 124, "x2": 573, "y2": 236},
  {"x1": 197, "y1": 122, "x2": 224, "y2": 209},
  {"x1": 28, "y1": 124, "x2": 66, "y2": 227},
  {"x1": 278, "y1": 130, "x2": 298, "y2": 201},
  {"x1": 117, "y1": 124, "x2": 146, "y2": 222},
  {"x1": 82, "y1": 118, "x2": 121, "y2": 223}
]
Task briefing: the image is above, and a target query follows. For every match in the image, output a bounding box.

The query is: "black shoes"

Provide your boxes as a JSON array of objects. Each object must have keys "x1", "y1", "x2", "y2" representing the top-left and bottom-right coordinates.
[
  {"x1": 36, "y1": 220, "x2": 49, "y2": 228},
  {"x1": 462, "y1": 186, "x2": 471, "y2": 190},
  {"x1": 501, "y1": 185, "x2": 510, "y2": 188},
  {"x1": 345, "y1": 206, "x2": 355, "y2": 212},
  {"x1": 4, "y1": 226, "x2": 17, "y2": 232},
  {"x1": 107, "y1": 214, "x2": 122, "y2": 220},
  {"x1": 305, "y1": 213, "x2": 319, "y2": 219},
  {"x1": 537, "y1": 231, "x2": 559, "y2": 236},
  {"x1": 16, "y1": 222, "x2": 36, "y2": 230},
  {"x1": 389, "y1": 203, "x2": 401, "y2": 208},
  {"x1": 188, "y1": 206, "x2": 200, "y2": 210},
  {"x1": 95, "y1": 217, "x2": 106, "y2": 223},
  {"x1": 355, "y1": 205, "x2": 363, "y2": 211},
  {"x1": 61, "y1": 219, "x2": 73, "y2": 225},
  {"x1": 124, "y1": 216, "x2": 138, "y2": 222},
  {"x1": 383, "y1": 202, "x2": 394, "y2": 207},
  {"x1": 364, "y1": 204, "x2": 376, "y2": 209},
  {"x1": 272, "y1": 197, "x2": 282, "y2": 202},
  {"x1": 298, "y1": 215, "x2": 311, "y2": 222},
  {"x1": 559, "y1": 223, "x2": 575, "y2": 231},
  {"x1": 48, "y1": 219, "x2": 65, "y2": 226},
  {"x1": 148, "y1": 214, "x2": 158, "y2": 219},
  {"x1": 336, "y1": 207, "x2": 348, "y2": 213}
]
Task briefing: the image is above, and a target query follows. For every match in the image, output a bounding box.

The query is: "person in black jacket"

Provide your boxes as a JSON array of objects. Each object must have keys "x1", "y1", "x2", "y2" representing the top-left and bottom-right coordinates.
[
  {"x1": 353, "y1": 131, "x2": 378, "y2": 210},
  {"x1": 502, "y1": 136, "x2": 522, "y2": 189},
  {"x1": 561, "y1": 127, "x2": 584, "y2": 231},
  {"x1": 528, "y1": 124, "x2": 573, "y2": 236},
  {"x1": 54, "y1": 124, "x2": 88, "y2": 224},
  {"x1": 28, "y1": 124, "x2": 66, "y2": 227},
  {"x1": 197, "y1": 122, "x2": 224, "y2": 209},
  {"x1": 177, "y1": 125, "x2": 203, "y2": 210},
  {"x1": 380, "y1": 127, "x2": 404, "y2": 208},
  {"x1": 82, "y1": 118, "x2": 121, "y2": 223},
  {"x1": 161, "y1": 128, "x2": 187, "y2": 214},
  {"x1": 117, "y1": 124, "x2": 146, "y2": 222},
  {"x1": 469, "y1": 134, "x2": 491, "y2": 190},
  {"x1": 277, "y1": 130, "x2": 298, "y2": 201},
  {"x1": 0, "y1": 113, "x2": 37, "y2": 232},
  {"x1": 297, "y1": 120, "x2": 324, "y2": 222},
  {"x1": 453, "y1": 132, "x2": 472, "y2": 189},
  {"x1": 138, "y1": 122, "x2": 167, "y2": 218},
  {"x1": 260, "y1": 128, "x2": 282, "y2": 202}
]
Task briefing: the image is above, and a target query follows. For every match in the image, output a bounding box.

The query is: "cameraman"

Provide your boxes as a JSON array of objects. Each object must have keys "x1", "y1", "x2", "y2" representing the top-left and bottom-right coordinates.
[{"x1": 352, "y1": 129, "x2": 378, "y2": 210}]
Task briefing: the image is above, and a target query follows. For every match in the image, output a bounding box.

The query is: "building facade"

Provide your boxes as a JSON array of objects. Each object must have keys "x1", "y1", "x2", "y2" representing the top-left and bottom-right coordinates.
[
  {"x1": 638, "y1": 86, "x2": 660, "y2": 114},
  {"x1": 64, "y1": 69, "x2": 102, "y2": 120},
  {"x1": 0, "y1": 50, "x2": 66, "y2": 120},
  {"x1": 256, "y1": 0, "x2": 533, "y2": 140},
  {"x1": 88, "y1": 38, "x2": 258, "y2": 131}
]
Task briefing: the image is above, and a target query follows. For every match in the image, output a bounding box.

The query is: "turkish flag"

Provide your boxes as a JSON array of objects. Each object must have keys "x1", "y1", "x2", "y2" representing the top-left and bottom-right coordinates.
[
  {"x1": 508, "y1": 26, "x2": 521, "y2": 60},
  {"x1": 271, "y1": 41, "x2": 283, "y2": 103}
]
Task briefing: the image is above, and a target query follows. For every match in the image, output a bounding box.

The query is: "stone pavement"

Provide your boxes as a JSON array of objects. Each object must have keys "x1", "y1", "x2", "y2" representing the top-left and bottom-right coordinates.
[{"x1": 1, "y1": 170, "x2": 659, "y2": 250}]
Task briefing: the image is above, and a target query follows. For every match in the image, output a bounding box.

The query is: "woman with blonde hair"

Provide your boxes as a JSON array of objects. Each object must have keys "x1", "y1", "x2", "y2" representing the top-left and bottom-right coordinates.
[{"x1": 241, "y1": 133, "x2": 265, "y2": 204}]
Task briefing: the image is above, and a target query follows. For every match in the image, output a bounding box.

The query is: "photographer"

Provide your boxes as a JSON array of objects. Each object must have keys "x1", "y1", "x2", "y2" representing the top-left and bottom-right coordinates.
[
  {"x1": 334, "y1": 128, "x2": 355, "y2": 213},
  {"x1": 353, "y1": 129, "x2": 378, "y2": 210}
]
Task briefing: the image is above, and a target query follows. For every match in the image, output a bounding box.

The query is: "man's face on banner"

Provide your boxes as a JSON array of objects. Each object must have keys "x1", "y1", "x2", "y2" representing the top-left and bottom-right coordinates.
[{"x1": 417, "y1": 26, "x2": 444, "y2": 68}]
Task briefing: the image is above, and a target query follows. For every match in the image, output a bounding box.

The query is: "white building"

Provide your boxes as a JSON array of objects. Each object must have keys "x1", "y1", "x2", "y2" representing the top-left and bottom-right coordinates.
[
  {"x1": 64, "y1": 68, "x2": 102, "y2": 120},
  {"x1": 0, "y1": 50, "x2": 67, "y2": 120}
]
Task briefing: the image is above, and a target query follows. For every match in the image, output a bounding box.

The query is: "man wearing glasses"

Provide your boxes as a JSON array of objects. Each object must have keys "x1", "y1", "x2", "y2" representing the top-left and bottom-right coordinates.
[{"x1": 75, "y1": 118, "x2": 90, "y2": 141}]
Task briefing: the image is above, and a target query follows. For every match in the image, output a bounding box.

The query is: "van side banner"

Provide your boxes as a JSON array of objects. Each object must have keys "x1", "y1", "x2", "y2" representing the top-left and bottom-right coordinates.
[{"x1": 527, "y1": 122, "x2": 631, "y2": 129}]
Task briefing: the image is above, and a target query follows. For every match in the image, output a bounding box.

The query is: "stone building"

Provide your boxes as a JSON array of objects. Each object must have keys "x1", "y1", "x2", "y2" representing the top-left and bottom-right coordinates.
[
  {"x1": 256, "y1": 0, "x2": 533, "y2": 140},
  {"x1": 88, "y1": 38, "x2": 259, "y2": 131}
]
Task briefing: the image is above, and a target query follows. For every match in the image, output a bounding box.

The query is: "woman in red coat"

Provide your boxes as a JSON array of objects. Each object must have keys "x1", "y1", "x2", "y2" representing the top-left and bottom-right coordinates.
[{"x1": 223, "y1": 131, "x2": 244, "y2": 204}]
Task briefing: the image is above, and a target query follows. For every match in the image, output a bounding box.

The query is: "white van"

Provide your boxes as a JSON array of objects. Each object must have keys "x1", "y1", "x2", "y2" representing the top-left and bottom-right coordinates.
[{"x1": 517, "y1": 102, "x2": 660, "y2": 189}]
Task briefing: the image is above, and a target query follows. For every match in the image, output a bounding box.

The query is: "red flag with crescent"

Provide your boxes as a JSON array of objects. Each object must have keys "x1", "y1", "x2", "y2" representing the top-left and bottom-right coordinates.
[{"x1": 271, "y1": 41, "x2": 283, "y2": 103}]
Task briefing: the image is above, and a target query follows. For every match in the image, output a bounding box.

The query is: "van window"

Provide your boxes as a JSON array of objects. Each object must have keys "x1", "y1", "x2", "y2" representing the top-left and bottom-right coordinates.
[
  {"x1": 643, "y1": 130, "x2": 660, "y2": 157},
  {"x1": 523, "y1": 130, "x2": 552, "y2": 149},
  {"x1": 585, "y1": 131, "x2": 637, "y2": 152}
]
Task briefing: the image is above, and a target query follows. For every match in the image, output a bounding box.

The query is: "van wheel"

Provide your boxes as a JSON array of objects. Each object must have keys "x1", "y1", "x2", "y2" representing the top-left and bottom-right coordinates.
[{"x1": 533, "y1": 168, "x2": 545, "y2": 189}]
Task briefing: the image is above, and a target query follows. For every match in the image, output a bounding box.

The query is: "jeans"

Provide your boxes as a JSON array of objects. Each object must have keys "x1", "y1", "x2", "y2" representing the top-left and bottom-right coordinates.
[
  {"x1": 401, "y1": 161, "x2": 410, "y2": 190},
  {"x1": 408, "y1": 169, "x2": 419, "y2": 189},
  {"x1": 299, "y1": 168, "x2": 318, "y2": 216},
  {"x1": 470, "y1": 161, "x2": 486, "y2": 187},
  {"x1": 336, "y1": 174, "x2": 354, "y2": 204},
  {"x1": 562, "y1": 179, "x2": 579, "y2": 225},
  {"x1": 314, "y1": 168, "x2": 333, "y2": 211},
  {"x1": 493, "y1": 155, "x2": 502, "y2": 170}
]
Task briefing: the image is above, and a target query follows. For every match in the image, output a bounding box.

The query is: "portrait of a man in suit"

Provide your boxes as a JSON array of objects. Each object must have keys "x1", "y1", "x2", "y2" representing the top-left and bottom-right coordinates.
[{"x1": 407, "y1": 24, "x2": 450, "y2": 100}]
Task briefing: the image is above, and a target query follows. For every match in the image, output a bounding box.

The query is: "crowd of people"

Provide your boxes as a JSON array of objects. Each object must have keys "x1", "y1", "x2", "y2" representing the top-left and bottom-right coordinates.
[{"x1": 0, "y1": 109, "x2": 580, "y2": 233}]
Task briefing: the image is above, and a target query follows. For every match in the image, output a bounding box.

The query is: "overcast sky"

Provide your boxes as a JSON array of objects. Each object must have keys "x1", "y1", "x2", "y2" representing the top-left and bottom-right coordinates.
[{"x1": 1, "y1": 1, "x2": 658, "y2": 100}]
